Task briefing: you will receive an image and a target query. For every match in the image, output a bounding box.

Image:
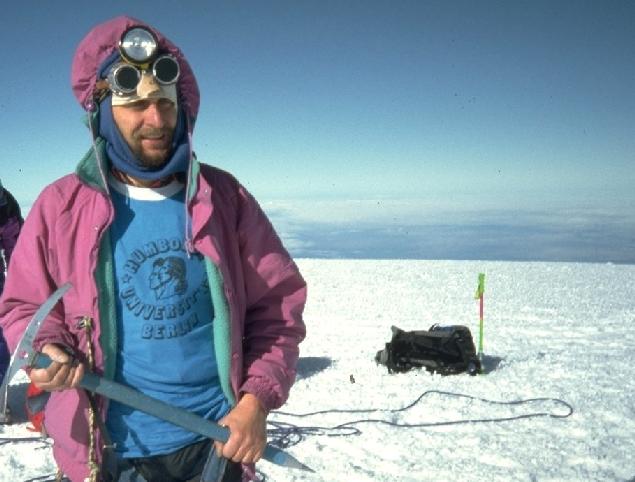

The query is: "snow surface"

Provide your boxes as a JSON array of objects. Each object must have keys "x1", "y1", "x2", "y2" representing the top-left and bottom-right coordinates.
[{"x1": 1, "y1": 259, "x2": 634, "y2": 482}]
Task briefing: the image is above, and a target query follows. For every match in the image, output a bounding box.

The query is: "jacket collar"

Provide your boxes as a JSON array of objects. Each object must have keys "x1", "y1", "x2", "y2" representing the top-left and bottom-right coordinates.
[
  {"x1": 186, "y1": 153, "x2": 200, "y2": 203},
  {"x1": 75, "y1": 137, "x2": 109, "y2": 193}
]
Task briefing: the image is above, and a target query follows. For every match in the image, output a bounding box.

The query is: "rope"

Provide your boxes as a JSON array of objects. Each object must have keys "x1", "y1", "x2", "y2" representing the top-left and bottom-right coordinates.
[
  {"x1": 79, "y1": 317, "x2": 100, "y2": 482},
  {"x1": 267, "y1": 389, "x2": 574, "y2": 449}
]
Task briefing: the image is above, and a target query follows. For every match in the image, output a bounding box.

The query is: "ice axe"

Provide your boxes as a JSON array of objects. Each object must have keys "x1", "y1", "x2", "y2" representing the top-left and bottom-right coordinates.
[{"x1": 1, "y1": 283, "x2": 313, "y2": 472}]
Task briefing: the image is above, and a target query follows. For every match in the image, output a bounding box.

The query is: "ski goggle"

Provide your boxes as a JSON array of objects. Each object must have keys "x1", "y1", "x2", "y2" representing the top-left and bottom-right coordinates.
[
  {"x1": 107, "y1": 26, "x2": 180, "y2": 96},
  {"x1": 107, "y1": 55, "x2": 180, "y2": 96}
]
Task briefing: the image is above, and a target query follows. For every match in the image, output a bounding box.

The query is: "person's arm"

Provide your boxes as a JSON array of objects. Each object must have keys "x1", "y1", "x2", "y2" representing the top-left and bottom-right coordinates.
[
  {"x1": 237, "y1": 187, "x2": 307, "y2": 410},
  {"x1": 0, "y1": 190, "x2": 23, "y2": 262},
  {"x1": 0, "y1": 186, "x2": 81, "y2": 388},
  {"x1": 216, "y1": 184, "x2": 307, "y2": 463},
  {"x1": 0, "y1": 216, "x2": 22, "y2": 263}
]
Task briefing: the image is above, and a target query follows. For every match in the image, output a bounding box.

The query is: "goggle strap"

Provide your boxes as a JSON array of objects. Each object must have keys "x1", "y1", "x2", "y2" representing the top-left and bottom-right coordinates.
[{"x1": 94, "y1": 79, "x2": 111, "y2": 103}]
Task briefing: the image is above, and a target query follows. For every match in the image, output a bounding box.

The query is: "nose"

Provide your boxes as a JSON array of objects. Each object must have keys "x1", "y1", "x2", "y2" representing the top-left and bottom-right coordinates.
[
  {"x1": 136, "y1": 74, "x2": 168, "y2": 126},
  {"x1": 144, "y1": 101, "x2": 167, "y2": 127}
]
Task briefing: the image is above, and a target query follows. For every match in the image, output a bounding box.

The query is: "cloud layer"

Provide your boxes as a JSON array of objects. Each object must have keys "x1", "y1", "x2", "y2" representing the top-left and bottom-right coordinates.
[{"x1": 263, "y1": 199, "x2": 635, "y2": 264}]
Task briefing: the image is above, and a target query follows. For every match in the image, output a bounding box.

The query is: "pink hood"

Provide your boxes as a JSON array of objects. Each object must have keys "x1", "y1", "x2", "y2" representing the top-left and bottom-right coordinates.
[{"x1": 71, "y1": 15, "x2": 200, "y2": 126}]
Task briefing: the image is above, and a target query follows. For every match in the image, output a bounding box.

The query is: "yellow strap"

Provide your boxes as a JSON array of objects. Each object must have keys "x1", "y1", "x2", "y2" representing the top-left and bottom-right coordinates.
[{"x1": 80, "y1": 316, "x2": 100, "y2": 482}]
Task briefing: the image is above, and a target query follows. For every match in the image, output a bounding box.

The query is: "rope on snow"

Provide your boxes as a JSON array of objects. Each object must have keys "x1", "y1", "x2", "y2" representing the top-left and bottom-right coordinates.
[{"x1": 267, "y1": 389, "x2": 574, "y2": 449}]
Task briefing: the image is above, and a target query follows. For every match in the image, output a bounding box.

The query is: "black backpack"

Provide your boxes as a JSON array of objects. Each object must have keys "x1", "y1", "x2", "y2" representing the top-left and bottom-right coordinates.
[{"x1": 375, "y1": 324, "x2": 481, "y2": 375}]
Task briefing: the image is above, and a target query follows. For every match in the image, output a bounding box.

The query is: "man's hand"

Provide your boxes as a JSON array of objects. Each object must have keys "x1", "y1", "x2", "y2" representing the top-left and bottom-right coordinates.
[
  {"x1": 28, "y1": 343, "x2": 85, "y2": 391},
  {"x1": 215, "y1": 393, "x2": 268, "y2": 464}
]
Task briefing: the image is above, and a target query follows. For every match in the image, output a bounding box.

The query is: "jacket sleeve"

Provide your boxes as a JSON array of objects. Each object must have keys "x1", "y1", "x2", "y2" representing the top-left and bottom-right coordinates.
[
  {"x1": 0, "y1": 185, "x2": 76, "y2": 356},
  {"x1": 235, "y1": 185, "x2": 307, "y2": 411}
]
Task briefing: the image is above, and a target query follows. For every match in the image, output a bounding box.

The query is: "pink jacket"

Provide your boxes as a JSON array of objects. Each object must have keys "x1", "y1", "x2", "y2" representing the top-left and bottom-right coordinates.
[{"x1": 0, "y1": 144, "x2": 307, "y2": 481}]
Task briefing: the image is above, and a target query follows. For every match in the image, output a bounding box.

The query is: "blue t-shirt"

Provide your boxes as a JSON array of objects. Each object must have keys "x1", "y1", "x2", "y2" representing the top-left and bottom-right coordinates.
[{"x1": 105, "y1": 176, "x2": 230, "y2": 457}]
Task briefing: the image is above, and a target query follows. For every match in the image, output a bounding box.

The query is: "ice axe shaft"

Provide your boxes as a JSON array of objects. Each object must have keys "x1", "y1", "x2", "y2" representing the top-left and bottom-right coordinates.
[{"x1": 32, "y1": 354, "x2": 312, "y2": 472}]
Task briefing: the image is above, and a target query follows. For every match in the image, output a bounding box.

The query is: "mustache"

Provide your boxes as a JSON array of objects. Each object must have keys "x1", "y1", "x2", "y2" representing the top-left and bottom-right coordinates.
[{"x1": 133, "y1": 128, "x2": 173, "y2": 140}]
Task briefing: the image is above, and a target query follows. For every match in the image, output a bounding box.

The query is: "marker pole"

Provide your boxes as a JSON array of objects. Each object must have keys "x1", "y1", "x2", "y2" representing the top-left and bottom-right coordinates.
[{"x1": 474, "y1": 273, "x2": 485, "y2": 361}]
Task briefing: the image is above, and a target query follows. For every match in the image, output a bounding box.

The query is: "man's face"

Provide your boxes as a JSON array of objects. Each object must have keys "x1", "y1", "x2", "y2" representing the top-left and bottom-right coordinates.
[
  {"x1": 149, "y1": 261, "x2": 171, "y2": 290},
  {"x1": 112, "y1": 98, "x2": 178, "y2": 167}
]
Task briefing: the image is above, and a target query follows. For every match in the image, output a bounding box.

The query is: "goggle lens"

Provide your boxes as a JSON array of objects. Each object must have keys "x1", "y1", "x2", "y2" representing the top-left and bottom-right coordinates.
[
  {"x1": 153, "y1": 55, "x2": 180, "y2": 84},
  {"x1": 112, "y1": 64, "x2": 141, "y2": 94}
]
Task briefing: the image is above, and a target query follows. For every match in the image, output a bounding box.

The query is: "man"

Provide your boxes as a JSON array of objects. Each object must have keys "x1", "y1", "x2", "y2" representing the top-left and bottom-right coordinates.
[
  {"x1": 0, "y1": 16, "x2": 306, "y2": 482},
  {"x1": 0, "y1": 179, "x2": 23, "y2": 383}
]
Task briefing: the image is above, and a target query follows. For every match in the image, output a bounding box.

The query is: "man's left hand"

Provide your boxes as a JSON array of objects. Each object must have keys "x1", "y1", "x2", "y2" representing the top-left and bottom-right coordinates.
[{"x1": 215, "y1": 393, "x2": 267, "y2": 464}]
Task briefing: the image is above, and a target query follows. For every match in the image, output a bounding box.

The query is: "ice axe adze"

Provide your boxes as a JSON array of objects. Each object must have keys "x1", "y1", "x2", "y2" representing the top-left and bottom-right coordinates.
[
  {"x1": 1, "y1": 283, "x2": 313, "y2": 472},
  {"x1": 0, "y1": 282, "x2": 73, "y2": 423}
]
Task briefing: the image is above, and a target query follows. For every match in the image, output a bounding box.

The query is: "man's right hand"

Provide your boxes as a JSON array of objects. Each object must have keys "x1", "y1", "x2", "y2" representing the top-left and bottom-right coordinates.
[{"x1": 28, "y1": 343, "x2": 85, "y2": 391}]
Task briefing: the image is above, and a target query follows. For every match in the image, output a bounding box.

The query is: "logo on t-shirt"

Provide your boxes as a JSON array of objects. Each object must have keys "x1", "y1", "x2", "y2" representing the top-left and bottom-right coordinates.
[
  {"x1": 149, "y1": 256, "x2": 187, "y2": 301},
  {"x1": 117, "y1": 237, "x2": 212, "y2": 340}
]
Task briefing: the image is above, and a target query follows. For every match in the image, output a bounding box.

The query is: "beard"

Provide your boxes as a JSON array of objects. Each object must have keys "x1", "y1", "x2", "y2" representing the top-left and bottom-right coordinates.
[{"x1": 131, "y1": 127, "x2": 174, "y2": 168}]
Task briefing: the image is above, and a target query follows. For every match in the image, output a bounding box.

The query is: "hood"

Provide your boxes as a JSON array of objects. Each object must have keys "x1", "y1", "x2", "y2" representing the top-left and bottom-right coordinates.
[{"x1": 71, "y1": 15, "x2": 200, "y2": 130}]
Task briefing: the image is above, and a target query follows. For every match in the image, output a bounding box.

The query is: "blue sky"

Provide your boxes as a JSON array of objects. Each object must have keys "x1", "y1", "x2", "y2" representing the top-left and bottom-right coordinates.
[{"x1": 0, "y1": 1, "x2": 633, "y2": 263}]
